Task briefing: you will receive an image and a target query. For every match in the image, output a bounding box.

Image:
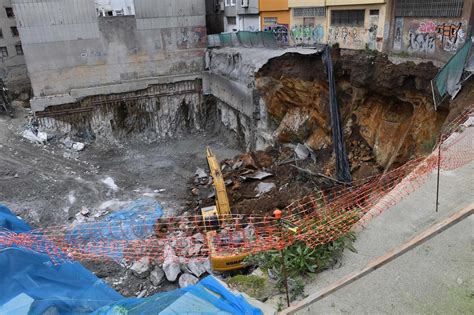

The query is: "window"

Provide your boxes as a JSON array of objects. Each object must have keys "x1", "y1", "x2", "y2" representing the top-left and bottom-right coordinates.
[
  {"x1": 0, "y1": 29, "x2": 3, "y2": 39},
  {"x1": 369, "y1": 10, "x2": 380, "y2": 16},
  {"x1": 225, "y1": 0, "x2": 236, "y2": 6},
  {"x1": 395, "y1": 0, "x2": 463, "y2": 18},
  {"x1": 263, "y1": 17, "x2": 278, "y2": 25},
  {"x1": 96, "y1": 0, "x2": 135, "y2": 17},
  {"x1": 15, "y1": 44, "x2": 23, "y2": 55},
  {"x1": 0, "y1": 47, "x2": 8, "y2": 57},
  {"x1": 294, "y1": 7, "x2": 326, "y2": 17},
  {"x1": 303, "y1": 18, "x2": 315, "y2": 27},
  {"x1": 227, "y1": 16, "x2": 236, "y2": 25},
  {"x1": 5, "y1": 7, "x2": 14, "y2": 18},
  {"x1": 10, "y1": 26, "x2": 19, "y2": 37},
  {"x1": 331, "y1": 10, "x2": 365, "y2": 27}
]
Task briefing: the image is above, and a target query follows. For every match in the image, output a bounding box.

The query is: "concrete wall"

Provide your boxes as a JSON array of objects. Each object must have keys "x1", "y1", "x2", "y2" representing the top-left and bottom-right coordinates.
[
  {"x1": 13, "y1": 0, "x2": 207, "y2": 112},
  {"x1": 328, "y1": 4, "x2": 388, "y2": 51},
  {"x1": 238, "y1": 14, "x2": 260, "y2": 31},
  {"x1": 0, "y1": 0, "x2": 29, "y2": 91},
  {"x1": 390, "y1": 1, "x2": 473, "y2": 62}
]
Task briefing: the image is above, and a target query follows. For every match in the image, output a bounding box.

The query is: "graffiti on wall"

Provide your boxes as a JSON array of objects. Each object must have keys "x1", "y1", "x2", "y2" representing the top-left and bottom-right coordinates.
[
  {"x1": 407, "y1": 31, "x2": 436, "y2": 54},
  {"x1": 436, "y1": 22, "x2": 465, "y2": 52},
  {"x1": 291, "y1": 25, "x2": 324, "y2": 45},
  {"x1": 328, "y1": 26, "x2": 363, "y2": 48},
  {"x1": 264, "y1": 24, "x2": 289, "y2": 44},
  {"x1": 395, "y1": 18, "x2": 466, "y2": 55},
  {"x1": 393, "y1": 17, "x2": 404, "y2": 50},
  {"x1": 368, "y1": 14, "x2": 379, "y2": 51}
]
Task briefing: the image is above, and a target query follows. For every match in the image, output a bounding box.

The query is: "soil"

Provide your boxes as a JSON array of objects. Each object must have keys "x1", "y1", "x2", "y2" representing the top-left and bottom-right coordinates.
[{"x1": 0, "y1": 105, "x2": 241, "y2": 296}]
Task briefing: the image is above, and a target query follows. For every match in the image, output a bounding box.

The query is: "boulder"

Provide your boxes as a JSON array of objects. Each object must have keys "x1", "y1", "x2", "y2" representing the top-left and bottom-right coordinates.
[
  {"x1": 162, "y1": 245, "x2": 181, "y2": 282},
  {"x1": 130, "y1": 257, "x2": 151, "y2": 279},
  {"x1": 150, "y1": 266, "x2": 165, "y2": 286},
  {"x1": 178, "y1": 273, "x2": 199, "y2": 288},
  {"x1": 183, "y1": 258, "x2": 209, "y2": 278}
]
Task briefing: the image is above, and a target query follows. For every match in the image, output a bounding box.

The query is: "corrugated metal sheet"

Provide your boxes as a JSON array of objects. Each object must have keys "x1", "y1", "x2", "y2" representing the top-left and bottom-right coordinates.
[
  {"x1": 135, "y1": 0, "x2": 206, "y2": 19},
  {"x1": 12, "y1": 0, "x2": 99, "y2": 44}
]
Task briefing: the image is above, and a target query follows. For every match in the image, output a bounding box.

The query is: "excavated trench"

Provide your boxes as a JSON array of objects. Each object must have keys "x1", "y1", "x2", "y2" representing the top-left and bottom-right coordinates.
[{"x1": 4, "y1": 48, "x2": 471, "y2": 298}]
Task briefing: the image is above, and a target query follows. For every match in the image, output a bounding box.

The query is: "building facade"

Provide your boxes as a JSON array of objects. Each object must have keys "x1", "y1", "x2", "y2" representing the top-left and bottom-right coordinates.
[
  {"x1": 260, "y1": 0, "x2": 290, "y2": 30},
  {"x1": 289, "y1": 0, "x2": 327, "y2": 45},
  {"x1": 0, "y1": 0, "x2": 28, "y2": 91},
  {"x1": 326, "y1": 0, "x2": 389, "y2": 51},
  {"x1": 390, "y1": 0, "x2": 473, "y2": 62},
  {"x1": 13, "y1": 0, "x2": 207, "y2": 112},
  {"x1": 223, "y1": 0, "x2": 260, "y2": 32}
]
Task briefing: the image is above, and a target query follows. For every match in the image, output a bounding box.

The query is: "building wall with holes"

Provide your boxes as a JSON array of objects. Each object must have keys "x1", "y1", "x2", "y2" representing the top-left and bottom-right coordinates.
[
  {"x1": 390, "y1": 0, "x2": 473, "y2": 62},
  {"x1": 12, "y1": 0, "x2": 207, "y2": 112}
]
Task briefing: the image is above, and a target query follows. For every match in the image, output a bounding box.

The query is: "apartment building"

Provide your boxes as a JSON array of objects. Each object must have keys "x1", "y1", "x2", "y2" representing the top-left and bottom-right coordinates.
[
  {"x1": 0, "y1": 0, "x2": 28, "y2": 91},
  {"x1": 223, "y1": 0, "x2": 260, "y2": 32},
  {"x1": 260, "y1": 0, "x2": 290, "y2": 30}
]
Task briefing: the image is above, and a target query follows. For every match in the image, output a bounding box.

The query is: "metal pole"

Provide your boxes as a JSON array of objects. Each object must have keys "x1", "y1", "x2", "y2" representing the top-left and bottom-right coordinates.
[
  {"x1": 435, "y1": 136, "x2": 442, "y2": 212},
  {"x1": 274, "y1": 209, "x2": 290, "y2": 307}
]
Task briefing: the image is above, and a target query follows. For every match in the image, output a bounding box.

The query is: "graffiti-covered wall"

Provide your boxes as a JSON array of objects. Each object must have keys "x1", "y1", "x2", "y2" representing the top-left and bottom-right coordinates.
[
  {"x1": 392, "y1": 17, "x2": 469, "y2": 61},
  {"x1": 327, "y1": 5, "x2": 387, "y2": 51},
  {"x1": 290, "y1": 15, "x2": 326, "y2": 46}
]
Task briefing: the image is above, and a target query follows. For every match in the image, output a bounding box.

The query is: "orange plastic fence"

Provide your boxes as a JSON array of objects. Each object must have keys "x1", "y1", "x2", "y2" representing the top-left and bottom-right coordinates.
[{"x1": 1, "y1": 106, "x2": 473, "y2": 265}]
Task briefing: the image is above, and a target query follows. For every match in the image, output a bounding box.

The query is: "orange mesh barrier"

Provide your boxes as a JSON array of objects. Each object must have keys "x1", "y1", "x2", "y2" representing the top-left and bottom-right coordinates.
[{"x1": 1, "y1": 106, "x2": 473, "y2": 265}]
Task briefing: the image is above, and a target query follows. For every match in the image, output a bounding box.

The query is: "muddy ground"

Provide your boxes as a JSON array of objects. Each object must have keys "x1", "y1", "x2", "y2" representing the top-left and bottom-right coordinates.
[{"x1": 0, "y1": 106, "x2": 241, "y2": 296}]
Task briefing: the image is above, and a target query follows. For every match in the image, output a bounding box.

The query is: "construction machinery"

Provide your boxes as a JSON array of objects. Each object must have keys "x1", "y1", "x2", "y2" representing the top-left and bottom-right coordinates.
[{"x1": 202, "y1": 147, "x2": 248, "y2": 271}]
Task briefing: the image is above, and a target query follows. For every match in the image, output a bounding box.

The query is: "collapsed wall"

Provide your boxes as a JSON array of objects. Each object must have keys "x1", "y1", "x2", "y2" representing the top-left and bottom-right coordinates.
[{"x1": 207, "y1": 47, "x2": 454, "y2": 177}]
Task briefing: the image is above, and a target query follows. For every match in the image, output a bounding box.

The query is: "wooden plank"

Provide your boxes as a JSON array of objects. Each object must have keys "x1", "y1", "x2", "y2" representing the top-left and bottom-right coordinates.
[{"x1": 281, "y1": 203, "x2": 474, "y2": 315}]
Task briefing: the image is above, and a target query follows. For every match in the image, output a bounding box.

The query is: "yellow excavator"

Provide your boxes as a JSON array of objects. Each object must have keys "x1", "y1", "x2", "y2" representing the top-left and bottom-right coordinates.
[{"x1": 201, "y1": 147, "x2": 249, "y2": 271}]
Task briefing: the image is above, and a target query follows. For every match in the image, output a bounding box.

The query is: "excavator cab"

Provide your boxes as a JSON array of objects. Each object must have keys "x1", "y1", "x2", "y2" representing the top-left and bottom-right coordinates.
[{"x1": 202, "y1": 147, "x2": 248, "y2": 272}]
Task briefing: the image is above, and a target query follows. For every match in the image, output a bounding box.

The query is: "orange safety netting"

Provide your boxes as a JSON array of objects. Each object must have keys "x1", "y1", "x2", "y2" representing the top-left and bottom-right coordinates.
[{"x1": 1, "y1": 106, "x2": 473, "y2": 265}]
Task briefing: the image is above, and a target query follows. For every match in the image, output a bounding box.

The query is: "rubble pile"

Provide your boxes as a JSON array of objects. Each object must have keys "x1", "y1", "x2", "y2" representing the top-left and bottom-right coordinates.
[
  {"x1": 188, "y1": 124, "x2": 380, "y2": 217},
  {"x1": 188, "y1": 145, "x2": 332, "y2": 217}
]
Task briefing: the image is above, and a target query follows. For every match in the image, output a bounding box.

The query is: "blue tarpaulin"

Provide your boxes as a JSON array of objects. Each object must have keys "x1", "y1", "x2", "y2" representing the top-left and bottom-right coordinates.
[
  {"x1": 65, "y1": 198, "x2": 164, "y2": 261},
  {"x1": 0, "y1": 205, "x2": 263, "y2": 315}
]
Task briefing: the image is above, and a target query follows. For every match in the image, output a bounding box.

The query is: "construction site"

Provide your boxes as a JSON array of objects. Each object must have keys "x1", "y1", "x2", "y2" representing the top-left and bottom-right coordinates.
[{"x1": 0, "y1": 0, "x2": 473, "y2": 314}]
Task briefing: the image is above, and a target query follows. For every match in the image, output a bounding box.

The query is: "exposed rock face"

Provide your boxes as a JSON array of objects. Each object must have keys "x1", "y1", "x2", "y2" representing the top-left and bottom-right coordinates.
[{"x1": 256, "y1": 51, "x2": 447, "y2": 170}]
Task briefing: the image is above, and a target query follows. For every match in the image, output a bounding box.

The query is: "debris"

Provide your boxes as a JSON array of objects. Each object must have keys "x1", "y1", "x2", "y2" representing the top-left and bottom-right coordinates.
[
  {"x1": 184, "y1": 258, "x2": 209, "y2": 278},
  {"x1": 178, "y1": 273, "x2": 199, "y2": 288},
  {"x1": 290, "y1": 165, "x2": 347, "y2": 185},
  {"x1": 62, "y1": 137, "x2": 74, "y2": 149},
  {"x1": 295, "y1": 143, "x2": 310, "y2": 160},
  {"x1": 72, "y1": 142, "x2": 85, "y2": 152},
  {"x1": 130, "y1": 257, "x2": 151, "y2": 279},
  {"x1": 255, "y1": 182, "x2": 276, "y2": 197},
  {"x1": 22, "y1": 130, "x2": 48, "y2": 144},
  {"x1": 195, "y1": 167, "x2": 207, "y2": 179},
  {"x1": 149, "y1": 266, "x2": 165, "y2": 286},
  {"x1": 246, "y1": 171, "x2": 273, "y2": 181},
  {"x1": 192, "y1": 233, "x2": 205, "y2": 243},
  {"x1": 236, "y1": 154, "x2": 258, "y2": 169},
  {"x1": 102, "y1": 177, "x2": 119, "y2": 192},
  {"x1": 163, "y1": 245, "x2": 181, "y2": 282}
]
